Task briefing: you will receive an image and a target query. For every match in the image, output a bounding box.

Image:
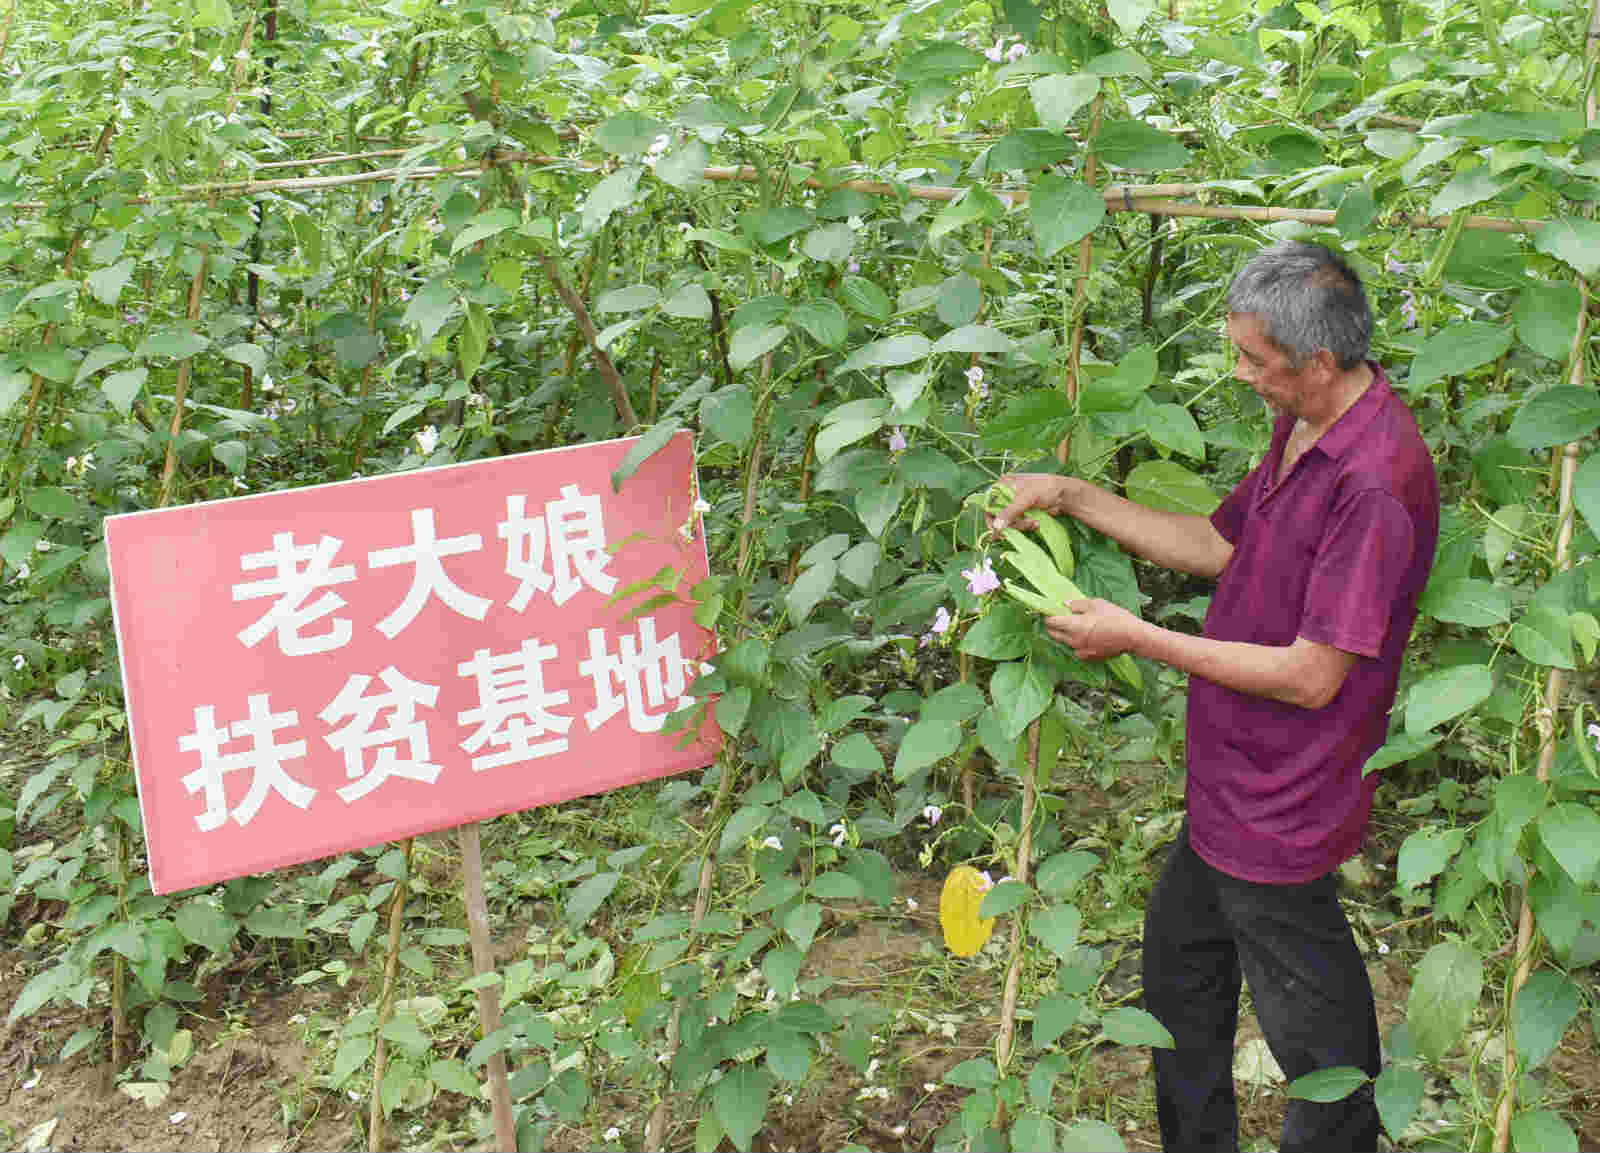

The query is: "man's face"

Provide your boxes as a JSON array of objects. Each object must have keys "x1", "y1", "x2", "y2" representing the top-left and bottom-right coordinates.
[{"x1": 1227, "y1": 312, "x2": 1315, "y2": 416}]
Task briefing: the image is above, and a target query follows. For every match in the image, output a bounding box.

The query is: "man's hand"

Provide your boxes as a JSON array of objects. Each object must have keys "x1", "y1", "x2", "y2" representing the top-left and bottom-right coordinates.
[
  {"x1": 989, "y1": 473, "x2": 1074, "y2": 533},
  {"x1": 1045, "y1": 598, "x2": 1146, "y2": 661}
]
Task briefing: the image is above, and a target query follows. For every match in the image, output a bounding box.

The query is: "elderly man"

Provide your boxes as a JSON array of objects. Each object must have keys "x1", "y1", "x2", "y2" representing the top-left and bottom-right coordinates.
[{"x1": 992, "y1": 241, "x2": 1438, "y2": 1152}]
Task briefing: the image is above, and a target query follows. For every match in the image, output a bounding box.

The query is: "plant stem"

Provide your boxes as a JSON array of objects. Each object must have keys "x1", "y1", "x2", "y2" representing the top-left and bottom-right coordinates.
[
  {"x1": 458, "y1": 823, "x2": 516, "y2": 1152},
  {"x1": 368, "y1": 838, "x2": 413, "y2": 1153},
  {"x1": 993, "y1": 719, "x2": 1041, "y2": 1126}
]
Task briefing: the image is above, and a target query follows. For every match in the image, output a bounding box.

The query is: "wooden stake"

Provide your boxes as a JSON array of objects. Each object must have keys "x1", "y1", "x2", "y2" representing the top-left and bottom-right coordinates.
[
  {"x1": 1066, "y1": 95, "x2": 1104, "y2": 412},
  {"x1": 539, "y1": 253, "x2": 638, "y2": 428},
  {"x1": 368, "y1": 838, "x2": 413, "y2": 1153},
  {"x1": 457, "y1": 823, "x2": 516, "y2": 1153},
  {"x1": 992, "y1": 719, "x2": 1041, "y2": 1134}
]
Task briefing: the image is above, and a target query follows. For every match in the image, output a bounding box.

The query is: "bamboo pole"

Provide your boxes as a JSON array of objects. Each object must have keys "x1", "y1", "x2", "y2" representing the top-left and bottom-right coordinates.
[
  {"x1": 0, "y1": 0, "x2": 15, "y2": 74},
  {"x1": 991, "y1": 718, "x2": 1041, "y2": 1136},
  {"x1": 1066, "y1": 95, "x2": 1104, "y2": 411},
  {"x1": 457, "y1": 823, "x2": 517, "y2": 1153},
  {"x1": 368, "y1": 838, "x2": 413, "y2": 1153}
]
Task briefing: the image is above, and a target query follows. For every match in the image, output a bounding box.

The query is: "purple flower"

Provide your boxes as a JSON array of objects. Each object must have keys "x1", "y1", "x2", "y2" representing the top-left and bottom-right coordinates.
[
  {"x1": 963, "y1": 556, "x2": 1000, "y2": 596},
  {"x1": 1401, "y1": 290, "x2": 1417, "y2": 330},
  {"x1": 847, "y1": 259, "x2": 861, "y2": 273},
  {"x1": 1385, "y1": 255, "x2": 1407, "y2": 275},
  {"x1": 931, "y1": 605, "x2": 953, "y2": 635},
  {"x1": 985, "y1": 40, "x2": 1004, "y2": 62},
  {"x1": 888, "y1": 427, "x2": 908, "y2": 452},
  {"x1": 1006, "y1": 41, "x2": 1027, "y2": 62}
]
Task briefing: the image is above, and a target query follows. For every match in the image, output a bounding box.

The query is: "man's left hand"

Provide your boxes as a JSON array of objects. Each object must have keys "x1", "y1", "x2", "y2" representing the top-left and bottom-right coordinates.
[{"x1": 1045, "y1": 598, "x2": 1145, "y2": 661}]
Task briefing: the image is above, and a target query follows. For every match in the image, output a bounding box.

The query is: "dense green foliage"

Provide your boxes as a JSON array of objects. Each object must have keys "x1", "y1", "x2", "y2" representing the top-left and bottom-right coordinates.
[{"x1": 2, "y1": 0, "x2": 1599, "y2": 1147}]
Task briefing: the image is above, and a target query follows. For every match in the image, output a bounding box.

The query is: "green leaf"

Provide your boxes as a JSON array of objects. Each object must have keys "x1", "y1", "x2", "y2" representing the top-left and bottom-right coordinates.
[
  {"x1": 1419, "y1": 578, "x2": 1511, "y2": 626},
  {"x1": 1036, "y1": 851, "x2": 1098, "y2": 897},
  {"x1": 1536, "y1": 803, "x2": 1600, "y2": 885},
  {"x1": 404, "y1": 277, "x2": 457, "y2": 346},
  {"x1": 23, "y1": 487, "x2": 78, "y2": 520},
  {"x1": 1512, "y1": 970, "x2": 1579, "y2": 1070},
  {"x1": 595, "y1": 284, "x2": 662, "y2": 313},
  {"x1": 831, "y1": 733, "x2": 884, "y2": 774},
  {"x1": 611, "y1": 419, "x2": 681, "y2": 491},
  {"x1": 1093, "y1": 120, "x2": 1189, "y2": 171},
  {"x1": 729, "y1": 324, "x2": 789, "y2": 373},
  {"x1": 959, "y1": 602, "x2": 1033, "y2": 659},
  {"x1": 380, "y1": 1013, "x2": 431, "y2": 1056},
  {"x1": 1029, "y1": 904, "x2": 1081, "y2": 961},
  {"x1": 1363, "y1": 729, "x2": 1442, "y2": 775},
  {"x1": 929, "y1": 187, "x2": 1006, "y2": 244},
  {"x1": 565, "y1": 872, "x2": 621, "y2": 929},
  {"x1": 787, "y1": 558, "x2": 835, "y2": 624},
  {"x1": 716, "y1": 685, "x2": 751, "y2": 739},
  {"x1": 719, "y1": 803, "x2": 772, "y2": 854},
  {"x1": 991, "y1": 660, "x2": 1052, "y2": 738},
  {"x1": 594, "y1": 112, "x2": 664, "y2": 157},
  {"x1": 1404, "y1": 663, "x2": 1492, "y2": 735},
  {"x1": 855, "y1": 480, "x2": 903, "y2": 539},
  {"x1": 655, "y1": 138, "x2": 709, "y2": 190},
  {"x1": 931, "y1": 325, "x2": 1015, "y2": 356},
  {"x1": 712, "y1": 1063, "x2": 773, "y2": 1153},
  {"x1": 1011, "y1": 1113, "x2": 1056, "y2": 1152},
  {"x1": 662, "y1": 283, "x2": 712, "y2": 320},
  {"x1": 0, "y1": 369, "x2": 27, "y2": 417},
  {"x1": 244, "y1": 905, "x2": 303, "y2": 938},
  {"x1": 1057, "y1": 1120, "x2": 1126, "y2": 1152},
  {"x1": 1031, "y1": 171, "x2": 1106, "y2": 260},
  {"x1": 898, "y1": 41, "x2": 984, "y2": 85},
  {"x1": 175, "y1": 901, "x2": 237, "y2": 953},
  {"x1": 211, "y1": 441, "x2": 246, "y2": 475},
  {"x1": 1405, "y1": 322, "x2": 1512, "y2": 393},
  {"x1": 1100, "y1": 1006, "x2": 1176, "y2": 1048},
  {"x1": 1428, "y1": 167, "x2": 1512, "y2": 216},
  {"x1": 839, "y1": 334, "x2": 931, "y2": 373},
  {"x1": 809, "y1": 871, "x2": 864, "y2": 900},
  {"x1": 331, "y1": 1034, "x2": 375, "y2": 1087},
  {"x1": 87, "y1": 259, "x2": 136, "y2": 307},
  {"x1": 702, "y1": 385, "x2": 754, "y2": 448},
  {"x1": 220, "y1": 342, "x2": 268, "y2": 378},
  {"x1": 1373, "y1": 1064, "x2": 1424, "y2": 1139},
  {"x1": 839, "y1": 276, "x2": 892, "y2": 323},
  {"x1": 945, "y1": 1057, "x2": 998, "y2": 1088},
  {"x1": 1510, "y1": 1109, "x2": 1578, "y2": 1153},
  {"x1": 1510, "y1": 604, "x2": 1575, "y2": 669},
  {"x1": 1407, "y1": 940, "x2": 1482, "y2": 1061},
  {"x1": 1573, "y1": 455, "x2": 1600, "y2": 541},
  {"x1": 451, "y1": 208, "x2": 520, "y2": 256},
  {"x1": 982, "y1": 390, "x2": 1073, "y2": 455},
  {"x1": 1534, "y1": 218, "x2": 1600, "y2": 279},
  {"x1": 1029, "y1": 74, "x2": 1100, "y2": 132},
  {"x1": 893, "y1": 718, "x2": 962, "y2": 779},
  {"x1": 979, "y1": 131, "x2": 1074, "y2": 176},
  {"x1": 1125, "y1": 460, "x2": 1220, "y2": 515},
  {"x1": 1445, "y1": 110, "x2": 1577, "y2": 143},
  {"x1": 784, "y1": 901, "x2": 822, "y2": 952},
  {"x1": 1032, "y1": 993, "x2": 1082, "y2": 1049},
  {"x1": 1145, "y1": 403, "x2": 1205, "y2": 460},
  {"x1": 977, "y1": 881, "x2": 1032, "y2": 919},
  {"x1": 430, "y1": 1057, "x2": 480, "y2": 1097},
  {"x1": 25, "y1": 346, "x2": 72, "y2": 382},
  {"x1": 582, "y1": 166, "x2": 642, "y2": 234},
  {"x1": 74, "y1": 344, "x2": 130, "y2": 385},
  {"x1": 1516, "y1": 281, "x2": 1580, "y2": 361},
  {"x1": 1395, "y1": 826, "x2": 1466, "y2": 891},
  {"x1": 803, "y1": 223, "x2": 855, "y2": 265},
  {"x1": 1508, "y1": 386, "x2": 1600, "y2": 451},
  {"x1": 1335, "y1": 183, "x2": 1378, "y2": 241},
  {"x1": 789, "y1": 299, "x2": 848, "y2": 348},
  {"x1": 814, "y1": 413, "x2": 884, "y2": 464},
  {"x1": 1107, "y1": 0, "x2": 1156, "y2": 35},
  {"x1": 1286, "y1": 1065, "x2": 1370, "y2": 1103}
]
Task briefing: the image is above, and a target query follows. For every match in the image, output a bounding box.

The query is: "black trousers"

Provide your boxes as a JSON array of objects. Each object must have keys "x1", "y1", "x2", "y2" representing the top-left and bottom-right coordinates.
[{"x1": 1142, "y1": 828, "x2": 1382, "y2": 1153}]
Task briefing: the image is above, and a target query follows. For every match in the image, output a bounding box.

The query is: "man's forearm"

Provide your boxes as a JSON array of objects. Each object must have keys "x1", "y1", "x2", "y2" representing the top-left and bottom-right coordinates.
[
  {"x1": 1127, "y1": 620, "x2": 1352, "y2": 710},
  {"x1": 1054, "y1": 478, "x2": 1232, "y2": 578}
]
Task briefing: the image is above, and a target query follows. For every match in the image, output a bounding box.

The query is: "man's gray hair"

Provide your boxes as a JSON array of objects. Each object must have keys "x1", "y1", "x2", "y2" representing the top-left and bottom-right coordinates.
[{"x1": 1227, "y1": 241, "x2": 1371, "y2": 371}]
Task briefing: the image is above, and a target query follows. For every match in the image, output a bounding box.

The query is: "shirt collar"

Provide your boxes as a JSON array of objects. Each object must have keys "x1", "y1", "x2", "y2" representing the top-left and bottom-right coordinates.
[{"x1": 1310, "y1": 360, "x2": 1390, "y2": 462}]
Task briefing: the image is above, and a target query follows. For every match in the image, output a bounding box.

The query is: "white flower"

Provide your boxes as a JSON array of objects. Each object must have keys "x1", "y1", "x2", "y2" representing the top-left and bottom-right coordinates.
[
  {"x1": 281, "y1": 396, "x2": 298, "y2": 414},
  {"x1": 1377, "y1": 942, "x2": 1390, "y2": 955},
  {"x1": 232, "y1": 477, "x2": 248, "y2": 490},
  {"x1": 169, "y1": 1111, "x2": 188, "y2": 1124},
  {"x1": 414, "y1": 424, "x2": 439, "y2": 454},
  {"x1": 234, "y1": 47, "x2": 250, "y2": 60},
  {"x1": 209, "y1": 56, "x2": 225, "y2": 73},
  {"x1": 260, "y1": 373, "x2": 274, "y2": 393},
  {"x1": 693, "y1": 497, "x2": 711, "y2": 514},
  {"x1": 467, "y1": 392, "x2": 487, "y2": 409},
  {"x1": 79, "y1": 452, "x2": 94, "y2": 472},
  {"x1": 119, "y1": 56, "x2": 134, "y2": 71},
  {"x1": 1505, "y1": 552, "x2": 1517, "y2": 562},
  {"x1": 847, "y1": 215, "x2": 864, "y2": 231},
  {"x1": 830, "y1": 822, "x2": 847, "y2": 847},
  {"x1": 12, "y1": 564, "x2": 29, "y2": 582},
  {"x1": 34, "y1": 539, "x2": 50, "y2": 552},
  {"x1": 922, "y1": 804, "x2": 942, "y2": 826},
  {"x1": 1007, "y1": 41, "x2": 1027, "y2": 62},
  {"x1": 350, "y1": 471, "x2": 362, "y2": 479},
  {"x1": 923, "y1": 1082, "x2": 938, "y2": 1093},
  {"x1": 761, "y1": 835, "x2": 783, "y2": 851},
  {"x1": 288, "y1": 1013, "x2": 307, "y2": 1024},
  {"x1": 22, "y1": 1071, "x2": 39, "y2": 1090},
  {"x1": 66, "y1": 456, "x2": 78, "y2": 472},
  {"x1": 978, "y1": 870, "x2": 994, "y2": 890},
  {"x1": 905, "y1": 897, "x2": 918, "y2": 912},
  {"x1": 965, "y1": 365, "x2": 985, "y2": 388},
  {"x1": 648, "y1": 134, "x2": 671, "y2": 156},
  {"x1": 603, "y1": 1127, "x2": 621, "y2": 1142},
  {"x1": 855, "y1": 1085, "x2": 890, "y2": 1101},
  {"x1": 11, "y1": 654, "x2": 24, "y2": 670},
  {"x1": 677, "y1": 221, "x2": 693, "y2": 232}
]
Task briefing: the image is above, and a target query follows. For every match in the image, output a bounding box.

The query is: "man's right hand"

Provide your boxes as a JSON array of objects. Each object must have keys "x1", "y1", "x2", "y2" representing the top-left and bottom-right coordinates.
[{"x1": 989, "y1": 473, "x2": 1076, "y2": 533}]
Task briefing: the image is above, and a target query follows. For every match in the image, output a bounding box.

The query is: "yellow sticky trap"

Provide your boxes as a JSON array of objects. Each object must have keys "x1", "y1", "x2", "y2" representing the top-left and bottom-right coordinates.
[{"x1": 940, "y1": 865, "x2": 996, "y2": 957}]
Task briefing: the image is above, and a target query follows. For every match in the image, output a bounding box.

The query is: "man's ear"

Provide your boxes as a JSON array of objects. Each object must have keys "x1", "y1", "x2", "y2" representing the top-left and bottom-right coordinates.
[{"x1": 1311, "y1": 347, "x2": 1339, "y2": 382}]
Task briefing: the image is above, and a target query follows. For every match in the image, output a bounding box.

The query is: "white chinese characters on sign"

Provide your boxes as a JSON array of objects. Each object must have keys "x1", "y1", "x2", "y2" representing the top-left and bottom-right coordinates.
[
  {"x1": 179, "y1": 696, "x2": 316, "y2": 831},
  {"x1": 321, "y1": 666, "x2": 442, "y2": 802},
  {"x1": 368, "y1": 508, "x2": 491, "y2": 638},
  {"x1": 232, "y1": 533, "x2": 357, "y2": 655},
  {"x1": 457, "y1": 638, "x2": 571, "y2": 770},
  {"x1": 499, "y1": 484, "x2": 618, "y2": 610},
  {"x1": 579, "y1": 617, "x2": 696, "y2": 733}
]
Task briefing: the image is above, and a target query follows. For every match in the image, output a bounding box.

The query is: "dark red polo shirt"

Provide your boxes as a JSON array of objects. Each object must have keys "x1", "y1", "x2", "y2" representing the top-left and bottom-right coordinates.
[{"x1": 1187, "y1": 363, "x2": 1438, "y2": 883}]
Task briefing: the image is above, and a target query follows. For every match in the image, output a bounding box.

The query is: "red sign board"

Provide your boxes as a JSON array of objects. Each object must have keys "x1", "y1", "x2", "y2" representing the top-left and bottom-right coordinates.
[{"x1": 105, "y1": 431, "x2": 718, "y2": 894}]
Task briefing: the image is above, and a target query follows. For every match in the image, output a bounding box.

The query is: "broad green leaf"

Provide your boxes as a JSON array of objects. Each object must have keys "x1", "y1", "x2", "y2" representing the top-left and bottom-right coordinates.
[
  {"x1": 715, "y1": 685, "x2": 751, "y2": 739},
  {"x1": 655, "y1": 138, "x2": 709, "y2": 189},
  {"x1": 458, "y1": 302, "x2": 489, "y2": 382},
  {"x1": 1057, "y1": 1120, "x2": 1126, "y2": 1152},
  {"x1": 1419, "y1": 578, "x2": 1511, "y2": 626},
  {"x1": 945, "y1": 1056, "x2": 998, "y2": 1088},
  {"x1": 745, "y1": 205, "x2": 813, "y2": 247},
  {"x1": 1286, "y1": 1065, "x2": 1369, "y2": 1102},
  {"x1": 839, "y1": 275, "x2": 892, "y2": 323},
  {"x1": 1084, "y1": 48, "x2": 1152, "y2": 80},
  {"x1": 1011, "y1": 1113, "x2": 1056, "y2": 1152},
  {"x1": 1036, "y1": 851, "x2": 1098, "y2": 897},
  {"x1": 729, "y1": 324, "x2": 789, "y2": 373},
  {"x1": 979, "y1": 131, "x2": 1074, "y2": 176},
  {"x1": 977, "y1": 880, "x2": 1032, "y2": 919},
  {"x1": 1029, "y1": 904, "x2": 1081, "y2": 961},
  {"x1": 1335, "y1": 183, "x2": 1378, "y2": 241},
  {"x1": 212, "y1": 441, "x2": 246, "y2": 475},
  {"x1": 1512, "y1": 969, "x2": 1580, "y2": 1070},
  {"x1": 1573, "y1": 610, "x2": 1600, "y2": 663},
  {"x1": 1483, "y1": 504, "x2": 1526, "y2": 573},
  {"x1": 702, "y1": 385, "x2": 754, "y2": 448},
  {"x1": 611, "y1": 419, "x2": 680, "y2": 491},
  {"x1": 102, "y1": 367, "x2": 147, "y2": 415},
  {"x1": 1145, "y1": 403, "x2": 1205, "y2": 460},
  {"x1": 784, "y1": 901, "x2": 822, "y2": 951},
  {"x1": 1508, "y1": 386, "x2": 1600, "y2": 451},
  {"x1": 802, "y1": 223, "x2": 854, "y2": 265},
  {"x1": 1081, "y1": 343, "x2": 1157, "y2": 412},
  {"x1": 898, "y1": 41, "x2": 984, "y2": 85},
  {"x1": 1093, "y1": 120, "x2": 1189, "y2": 171},
  {"x1": 1536, "y1": 803, "x2": 1600, "y2": 885},
  {"x1": 1031, "y1": 171, "x2": 1106, "y2": 259},
  {"x1": 1510, "y1": 1109, "x2": 1578, "y2": 1153},
  {"x1": 831, "y1": 732, "x2": 884, "y2": 774},
  {"x1": 1404, "y1": 664, "x2": 1492, "y2": 735},
  {"x1": 959, "y1": 602, "x2": 1032, "y2": 659},
  {"x1": 1374, "y1": 1064, "x2": 1425, "y2": 1138},
  {"x1": 1428, "y1": 167, "x2": 1511, "y2": 216},
  {"x1": 404, "y1": 277, "x2": 457, "y2": 345},
  {"x1": 174, "y1": 901, "x2": 237, "y2": 953},
  {"x1": 808, "y1": 871, "x2": 864, "y2": 900},
  {"x1": 430, "y1": 1057, "x2": 480, "y2": 1098},
  {"x1": 713, "y1": 1063, "x2": 773, "y2": 1153},
  {"x1": 1363, "y1": 729, "x2": 1442, "y2": 775},
  {"x1": 87, "y1": 259, "x2": 135, "y2": 307},
  {"x1": 855, "y1": 479, "x2": 903, "y2": 539},
  {"x1": 1406, "y1": 941, "x2": 1482, "y2": 1061},
  {"x1": 1445, "y1": 110, "x2": 1577, "y2": 143},
  {"x1": 1032, "y1": 993, "x2": 1082, "y2": 1049},
  {"x1": 582, "y1": 166, "x2": 642, "y2": 234},
  {"x1": 684, "y1": 227, "x2": 753, "y2": 256},
  {"x1": 73, "y1": 344, "x2": 129, "y2": 385},
  {"x1": 893, "y1": 717, "x2": 962, "y2": 779},
  {"x1": 789, "y1": 299, "x2": 848, "y2": 348},
  {"x1": 220, "y1": 343, "x2": 267, "y2": 378},
  {"x1": 1100, "y1": 1006, "x2": 1176, "y2": 1048},
  {"x1": 1535, "y1": 218, "x2": 1600, "y2": 279},
  {"x1": 595, "y1": 284, "x2": 661, "y2": 313},
  {"x1": 814, "y1": 413, "x2": 884, "y2": 463},
  {"x1": 0, "y1": 369, "x2": 27, "y2": 416},
  {"x1": 991, "y1": 660, "x2": 1051, "y2": 738},
  {"x1": 929, "y1": 186, "x2": 1005, "y2": 244},
  {"x1": 450, "y1": 208, "x2": 520, "y2": 256},
  {"x1": 838, "y1": 334, "x2": 931, "y2": 373},
  {"x1": 787, "y1": 558, "x2": 835, "y2": 624},
  {"x1": 937, "y1": 274, "x2": 982, "y2": 327},
  {"x1": 1395, "y1": 826, "x2": 1465, "y2": 891},
  {"x1": 661, "y1": 283, "x2": 712, "y2": 320},
  {"x1": 1510, "y1": 604, "x2": 1575, "y2": 669},
  {"x1": 25, "y1": 346, "x2": 72, "y2": 383},
  {"x1": 1514, "y1": 281, "x2": 1581, "y2": 361},
  {"x1": 565, "y1": 872, "x2": 621, "y2": 929},
  {"x1": 331, "y1": 1034, "x2": 376, "y2": 1087},
  {"x1": 1029, "y1": 74, "x2": 1099, "y2": 132},
  {"x1": 1125, "y1": 460, "x2": 1220, "y2": 515},
  {"x1": 1106, "y1": 0, "x2": 1156, "y2": 37},
  {"x1": 982, "y1": 390, "x2": 1073, "y2": 455},
  {"x1": 594, "y1": 112, "x2": 663, "y2": 157},
  {"x1": 1405, "y1": 322, "x2": 1512, "y2": 393},
  {"x1": 931, "y1": 325, "x2": 1014, "y2": 355}
]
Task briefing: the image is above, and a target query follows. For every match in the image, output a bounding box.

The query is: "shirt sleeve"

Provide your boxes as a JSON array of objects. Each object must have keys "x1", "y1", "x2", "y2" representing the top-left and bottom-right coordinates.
[{"x1": 1299, "y1": 488, "x2": 1416, "y2": 658}]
